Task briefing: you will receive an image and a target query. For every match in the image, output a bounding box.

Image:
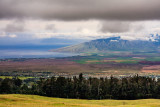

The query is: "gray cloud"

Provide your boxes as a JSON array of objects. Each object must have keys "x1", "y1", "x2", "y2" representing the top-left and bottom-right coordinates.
[
  {"x1": 3, "y1": 19, "x2": 25, "y2": 33},
  {"x1": 130, "y1": 23, "x2": 144, "y2": 32},
  {"x1": 100, "y1": 21, "x2": 144, "y2": 33},
  {"x1": 45, "y1": 24, "x2": 57, "y2": 32},
  {"x1": 100, "y1": 21, "x2": 130, "y2": 33},
  {"x1": 0, "y1": 0, "x2": 160, "y2": 21}
]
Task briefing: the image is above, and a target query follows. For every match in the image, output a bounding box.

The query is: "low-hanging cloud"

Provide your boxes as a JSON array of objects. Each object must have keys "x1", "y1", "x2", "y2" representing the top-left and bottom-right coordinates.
[
  {"x1": 100, "y1": 21, "x2": 144, "y2": 33},
  {"x1": 100, "y1": 21, "x2": 130, "y2": 33},
  {"x1": 45, "y1": 24, "x2": 57, "y2": 32},
  {"x1": 3, "y1": 19, "x2": 26, "y2": 33},
  {"x1": 1, "y1": 0, "x2": 160, "y2": 21}
]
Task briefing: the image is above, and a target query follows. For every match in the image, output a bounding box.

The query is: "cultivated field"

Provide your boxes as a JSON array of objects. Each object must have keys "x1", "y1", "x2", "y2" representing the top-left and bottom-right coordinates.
[
  {"x1": 0, "y1": 94, "x2": 160, "y2": 107},
  {"x1": 1, "y1": 52, "x2": 160, "y2": 77},
  {"x1": 0, "y1": 58, "x2": 142, "y2": 76},
  {"x1": 0, "y1": 76, "x2": 34, "y2": 80}
]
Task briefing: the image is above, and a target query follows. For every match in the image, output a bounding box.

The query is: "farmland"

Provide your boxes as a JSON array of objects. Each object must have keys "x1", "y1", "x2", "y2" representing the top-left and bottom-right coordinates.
[
  {"x1": 0, "y1": 51, "x2": 160, "y2": 77},
  {"x1": 0, "y1": 94, "x2": 160, "y2": 107},
  {"x1": 0, "y1": 76, "x2": 34, "y2": 80}
]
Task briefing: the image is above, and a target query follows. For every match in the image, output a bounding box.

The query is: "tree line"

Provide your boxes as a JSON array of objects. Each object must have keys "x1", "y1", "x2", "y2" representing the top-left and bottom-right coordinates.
[{"x1": 1, "y1": 74, "x2": 160, "y2": 100}]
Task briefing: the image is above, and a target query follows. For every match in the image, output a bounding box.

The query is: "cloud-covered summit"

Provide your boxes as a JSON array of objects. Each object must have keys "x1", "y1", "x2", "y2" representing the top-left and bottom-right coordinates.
[
  {"x1": 1, "y1": 0, "x2": 160, "y2": 46},
  {"x1": 1, "y1": 0, "x2": 160, "y2": 21}
]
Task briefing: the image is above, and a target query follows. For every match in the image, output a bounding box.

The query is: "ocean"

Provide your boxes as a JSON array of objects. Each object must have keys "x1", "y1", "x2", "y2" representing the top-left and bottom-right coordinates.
[{"x1": 0, "y1": 45, "x2": 77, "y2": 59}]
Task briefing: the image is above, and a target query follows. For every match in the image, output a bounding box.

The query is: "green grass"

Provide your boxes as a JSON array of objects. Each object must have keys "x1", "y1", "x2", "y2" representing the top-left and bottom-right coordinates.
[
  {"x1": 73, "y1": 59, "x2": 89, "y2": 64},
  {"x1": 0, "y1": 94, "x2": 160, "y2": 107},
  {"x1": 146, "y1": 57, "x2": 160, "y2": 61},
  {"x1": 73, "y1": 52, "x2": 160, "y2": 64},
  {"x1": 0, "y1": 76, "x2": 34, "y2": 80},
  {"x1": 118, "y1": 60, "x2": 139, "y2": 64},
  {"x1": 74, "y1": 58, "x2": 139, "y2": 64}
]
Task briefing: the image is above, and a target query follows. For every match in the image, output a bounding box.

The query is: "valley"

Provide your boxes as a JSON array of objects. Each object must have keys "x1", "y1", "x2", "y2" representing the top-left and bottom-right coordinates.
[{"x1": 0, "y1": 51, "x2": 160, "y2": 78}]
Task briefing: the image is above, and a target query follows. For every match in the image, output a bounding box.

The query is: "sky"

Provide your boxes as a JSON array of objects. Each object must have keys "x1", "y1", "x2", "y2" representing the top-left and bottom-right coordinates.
[{"x1": 1, "y1": 0, "x2": 160, "y2": 45}]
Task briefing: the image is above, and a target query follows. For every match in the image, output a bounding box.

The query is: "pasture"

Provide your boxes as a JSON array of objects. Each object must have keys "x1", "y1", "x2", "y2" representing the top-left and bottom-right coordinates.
[{"x1": 0, "y1": 94, "x2": 160, "y2": 107}]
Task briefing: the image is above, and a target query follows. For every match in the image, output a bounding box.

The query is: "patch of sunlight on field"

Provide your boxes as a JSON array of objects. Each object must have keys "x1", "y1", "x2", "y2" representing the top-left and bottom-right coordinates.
[
  {"x1": 0, "y1": 76, "x2": 34, "y2": 80},
  {"x1": 0, "y1": 94, "x2": 160, "y2": 107}
]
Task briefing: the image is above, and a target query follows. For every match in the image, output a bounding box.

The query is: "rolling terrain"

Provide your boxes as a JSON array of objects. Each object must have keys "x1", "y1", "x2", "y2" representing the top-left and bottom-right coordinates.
[
  {"x1": 1, "y1": 36, "x2": 160, "y2": 77},
  {"x1": 1, "y1": 51, "x2": 160, "y2": 77},
  {"x1": 0, "y1": 94, "x2": 160, "y2": 107}
]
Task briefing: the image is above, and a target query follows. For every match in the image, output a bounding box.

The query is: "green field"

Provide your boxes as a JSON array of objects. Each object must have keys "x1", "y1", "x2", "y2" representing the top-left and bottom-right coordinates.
[
  {"x1": 72, "y1": 52, "x2": 160, "y2": 64},
  {"x1": 0, "y1": 94, "x2": 160, "y2": 107},
  {"x1": 0, "y1": 76, "x2": 34, "y2": 80},
  {"x1": 72, "y1": 57, "x2": 141, "y2": 64}
]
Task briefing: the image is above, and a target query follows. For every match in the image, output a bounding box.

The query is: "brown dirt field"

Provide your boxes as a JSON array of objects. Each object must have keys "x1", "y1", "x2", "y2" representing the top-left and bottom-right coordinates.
[
  {"x1": 141, "y1": 70, "x2": 159, "y2": 73},
  {"x1": 0, "y1": 59, "x2": 92, "y2": 74},
  {"x1": 0, "y1": 59, "x2": 142, "y2": 75},
  {"x1": 141, "y1": 65, "x2": 160, "y2": 73}
]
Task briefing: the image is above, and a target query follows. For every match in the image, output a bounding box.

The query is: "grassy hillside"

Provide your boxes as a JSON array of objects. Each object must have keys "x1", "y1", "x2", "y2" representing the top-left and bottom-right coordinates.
[{"x1": 0, "y1": 94, "x2": 160, "y2": 107}]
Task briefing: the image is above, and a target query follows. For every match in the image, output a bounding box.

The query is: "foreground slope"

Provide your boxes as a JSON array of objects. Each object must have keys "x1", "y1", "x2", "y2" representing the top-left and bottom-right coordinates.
[
  {"x1": 1, "y1": 94, "x2": 160, "y2": 107},
  {"x1": 51, "y1": 36, "x2": 160, "y2": 53}
]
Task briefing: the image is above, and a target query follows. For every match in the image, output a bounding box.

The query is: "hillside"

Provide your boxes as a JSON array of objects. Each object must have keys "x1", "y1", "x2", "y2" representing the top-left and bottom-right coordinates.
[
  {"x1": 51, "y1": 36, "x2": 160, "y2": 53},
  {"x1": 1, "y1": 94, "x2": 160, "y2": 107}
]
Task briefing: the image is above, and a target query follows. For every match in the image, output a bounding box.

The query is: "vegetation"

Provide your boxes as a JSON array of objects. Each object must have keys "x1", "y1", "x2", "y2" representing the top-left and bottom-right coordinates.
[
  {"x1": 1, "y1": 74, "x2": 160, "y2": 100},
  {"x1": 1, "y1": 53, "x2": 160, "y2": 76},
  {"x1": 33, "y1": 74, "x2": 160, "y2": 100},
  {"x1": 1, "y1": 94, "x2": 160, "y2": 107},
  {"x1": 71, "y1": 52, "x2": 160, "y2": 64},
  {"x1": 0, "y1": 76, "x2": 34, "y2": 80},
  {"x1": 52, "y1": 36, "x2": 160, "y2": 53}
]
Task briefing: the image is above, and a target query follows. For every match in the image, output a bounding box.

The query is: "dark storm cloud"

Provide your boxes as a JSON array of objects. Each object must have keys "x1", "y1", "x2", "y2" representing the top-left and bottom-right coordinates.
[{"x1": 0, "y1": 0, "x2": 160, "y2": 21}]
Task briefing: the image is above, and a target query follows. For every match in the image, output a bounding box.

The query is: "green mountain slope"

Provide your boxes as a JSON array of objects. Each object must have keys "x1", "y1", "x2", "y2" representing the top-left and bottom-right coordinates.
[{"x1": 51, "y1": 37, "x2": 160, "y2": 53}]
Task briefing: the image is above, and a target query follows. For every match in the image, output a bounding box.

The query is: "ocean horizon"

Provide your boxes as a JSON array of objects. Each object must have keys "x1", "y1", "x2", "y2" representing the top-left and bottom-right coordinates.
[{"x1": 0, "y1": 45, "x2": 77, "y2": 59}]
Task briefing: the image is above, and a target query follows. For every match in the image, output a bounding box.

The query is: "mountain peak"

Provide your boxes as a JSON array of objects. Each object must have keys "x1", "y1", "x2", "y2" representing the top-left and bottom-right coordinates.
[{"x1": 51, "y1": 36, "x2": 160, "y2": 53}]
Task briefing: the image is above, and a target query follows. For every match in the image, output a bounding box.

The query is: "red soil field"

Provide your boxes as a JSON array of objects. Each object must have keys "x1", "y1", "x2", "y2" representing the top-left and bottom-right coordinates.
[{"x1": 141, "y1": 65, "x2": 160, "y2": 73}]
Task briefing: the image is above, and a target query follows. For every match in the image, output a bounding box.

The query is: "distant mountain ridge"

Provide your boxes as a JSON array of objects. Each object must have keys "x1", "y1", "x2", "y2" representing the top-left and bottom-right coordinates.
[{"x1": 51, "y1": 36, "x2": 160, "y2": 53}]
